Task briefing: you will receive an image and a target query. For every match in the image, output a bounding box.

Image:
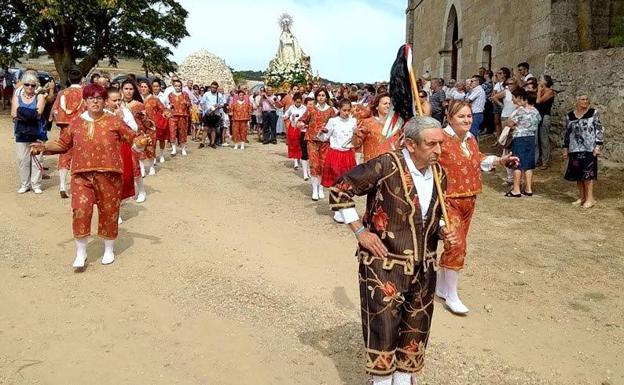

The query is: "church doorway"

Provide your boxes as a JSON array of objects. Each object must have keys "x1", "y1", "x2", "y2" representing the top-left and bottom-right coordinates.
[{"x1": 443, "y1": 4, "x2": 460, "y2": 80}]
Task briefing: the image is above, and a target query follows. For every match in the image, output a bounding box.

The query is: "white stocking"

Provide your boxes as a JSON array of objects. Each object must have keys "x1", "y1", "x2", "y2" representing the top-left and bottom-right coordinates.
[
  {"x1": 59, "y1": 168, "x2": 69, "y2": 192},
  {"x1": 444, "y1": 268, "x2": 461, "y2": 302},
  {"x1": 139, "y1": 159, "x2": 146, "y2": 177},
  {"x1": 393, "y1": 371, "x2": 416, "y2": 385},
  {"x1": 371, "y1": 375, "x2": 392, "y2": 385},
  {"x1": 75, "y1": 238, "x2": 87, "y2": 259}
]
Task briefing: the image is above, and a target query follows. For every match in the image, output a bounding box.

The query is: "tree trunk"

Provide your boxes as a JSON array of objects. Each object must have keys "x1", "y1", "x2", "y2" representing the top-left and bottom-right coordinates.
[
  {"x1": 577, "y1": 0, "x2": 594, "y2": 50},
  {"x1": 51, "y1": 50, "x2": 75, "y2": 88}
]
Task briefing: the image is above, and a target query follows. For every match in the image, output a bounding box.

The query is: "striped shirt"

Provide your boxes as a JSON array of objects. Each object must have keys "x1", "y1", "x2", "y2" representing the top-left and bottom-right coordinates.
[{"x1": 466, "y1": 85, "x2": 486, "y2": 114}]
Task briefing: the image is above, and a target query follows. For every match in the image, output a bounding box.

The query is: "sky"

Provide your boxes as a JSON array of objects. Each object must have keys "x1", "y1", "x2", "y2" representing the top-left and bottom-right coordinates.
[{"x1": 170, "y1": 0, "x2": 406, "y2": 83}]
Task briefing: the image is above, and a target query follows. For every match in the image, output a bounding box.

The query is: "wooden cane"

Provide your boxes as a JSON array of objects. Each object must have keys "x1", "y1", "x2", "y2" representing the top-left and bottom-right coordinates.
[{"x1": 407, "y1": 62, "x2": 450, "y2": 226}]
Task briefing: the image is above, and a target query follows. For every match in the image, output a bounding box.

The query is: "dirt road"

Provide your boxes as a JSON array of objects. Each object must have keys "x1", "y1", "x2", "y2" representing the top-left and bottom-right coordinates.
[{"x1": 0, "y1": 113, "x2": 622, "y2": 385}]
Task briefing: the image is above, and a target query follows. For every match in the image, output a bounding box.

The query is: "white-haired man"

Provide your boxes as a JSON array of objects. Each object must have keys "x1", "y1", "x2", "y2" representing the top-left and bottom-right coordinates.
[{"x1": 330, "y1": 116, "x2": 458, "y2": 385}]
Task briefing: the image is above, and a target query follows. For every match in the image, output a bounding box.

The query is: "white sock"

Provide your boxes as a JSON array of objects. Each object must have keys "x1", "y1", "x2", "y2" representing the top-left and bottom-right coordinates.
[
  {"x1": 372, "y1": 375, "x2": 392, "y2": 385},
  {"x1": 302, "y1": 160, "x2": 310, "y2": 179},
  {"x1": 393, "y1": 371, "x2": 415, "y2": 385},
  {"x1": 104, "y1": 239, "x2": 114, "y2": 255},
  {"x1": 135, "y1": 177, "x2": 146, "y2": 197},
  {"x1": 75, "y1": 238, "x2": 87, "y2": 259},
  {"x1": 101, "y1": 239, "x2": 115, "y2": 264},
  {"x1": 444, "y1": 268, "x2": 461, "y2": 302},
  {"x1": 59, "y1": 168, "x2": 68, "y2": 191},
  {"x1": 240, "y1": 142, "x2": 245, "y2": 150},
  {"x1": 436, "y1": 268, "x2": 446, "y2": 297},
  {"x1": 139, "y1": 159, "x2": 146, "y2": 177},
  {"x1": 293, "y1": 159, "x2": 299, "y2": 168}
]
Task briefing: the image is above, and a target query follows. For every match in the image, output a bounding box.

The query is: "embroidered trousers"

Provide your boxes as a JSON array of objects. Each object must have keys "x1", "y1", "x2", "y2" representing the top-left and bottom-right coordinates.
[{"x1": 71, "y1": 171, "x2": 122, "y2": 239}]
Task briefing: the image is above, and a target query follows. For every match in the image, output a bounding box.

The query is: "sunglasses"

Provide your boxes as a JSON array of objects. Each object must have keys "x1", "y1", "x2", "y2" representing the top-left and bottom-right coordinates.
[{"x1": 23, "y1": 83, "x2": 37, "y2": 87}]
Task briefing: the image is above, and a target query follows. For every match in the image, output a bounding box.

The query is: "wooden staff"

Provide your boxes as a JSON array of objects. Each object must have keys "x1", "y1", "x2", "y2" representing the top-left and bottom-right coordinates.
[{"x1": 407, "y1": 62, "x2": 450, "y2": 226}]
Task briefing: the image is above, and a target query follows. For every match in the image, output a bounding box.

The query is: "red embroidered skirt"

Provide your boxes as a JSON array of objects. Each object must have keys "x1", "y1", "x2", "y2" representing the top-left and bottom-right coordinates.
[
  {"x1": 286, "y1": 121, "x2": 302, "y2": 159},
  {"x1": 321, "y1": 148, "x2": 356, "y2": 187},
  {"x1": 119, "y1": 142, "x2": 136, "y2": 200}
]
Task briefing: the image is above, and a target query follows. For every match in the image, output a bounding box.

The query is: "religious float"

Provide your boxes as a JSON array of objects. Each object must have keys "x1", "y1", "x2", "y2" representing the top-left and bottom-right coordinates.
[{"x1": 265, "y1": 14, "x2": 313, "y2": 93}]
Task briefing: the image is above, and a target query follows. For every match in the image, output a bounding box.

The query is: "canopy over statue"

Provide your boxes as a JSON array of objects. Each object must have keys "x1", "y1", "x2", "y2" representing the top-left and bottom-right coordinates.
[{"x1": 266, "y1": 13, "x2": 312, "y2": 91}]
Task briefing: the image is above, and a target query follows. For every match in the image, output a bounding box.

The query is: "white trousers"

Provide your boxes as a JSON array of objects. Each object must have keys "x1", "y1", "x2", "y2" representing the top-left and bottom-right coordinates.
[{"x1": 16, "y1": 142, "x2": 42, "y2": 189}]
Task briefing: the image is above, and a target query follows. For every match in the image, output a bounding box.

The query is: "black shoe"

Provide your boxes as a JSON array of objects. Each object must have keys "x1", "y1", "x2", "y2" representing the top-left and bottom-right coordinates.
[
  {"x1": 271, "y1": 140, "x2": 277, "y2": 144},
  {"x1": 262, "y1": 141, "x2": 270, "y2": 145},
  {"x1": 60, "y1": 191, "x2": 69, "y2": 199},
  {"x1": 198, "y1": 143, "x2": 205, "y2": 149}
]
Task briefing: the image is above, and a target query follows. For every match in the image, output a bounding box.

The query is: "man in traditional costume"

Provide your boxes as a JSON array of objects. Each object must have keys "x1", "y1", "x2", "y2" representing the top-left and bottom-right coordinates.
[
  {"x1": 330, "y1": 117, "x2": 458, "y2": 385},
  {"x1": 50, "y1": 68, "x2": 85, "y2": 198},
  {"x1": 330, "y1": 45, "x2": 460, "y2": 385},
  {"x1": 31, "y1": 84, "x2": 148, "y2": 269}
]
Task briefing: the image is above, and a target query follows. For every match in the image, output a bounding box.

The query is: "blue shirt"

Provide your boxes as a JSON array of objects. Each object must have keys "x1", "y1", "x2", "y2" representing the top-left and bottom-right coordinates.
[{"x1": 200, "y1": 92, "x2": 225, "y2": 115}]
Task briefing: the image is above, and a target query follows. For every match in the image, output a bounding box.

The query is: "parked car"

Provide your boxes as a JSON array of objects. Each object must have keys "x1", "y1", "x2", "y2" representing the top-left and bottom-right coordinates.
[{"x1": 112, "y1": 74, "x2": 164, "y2": 88}]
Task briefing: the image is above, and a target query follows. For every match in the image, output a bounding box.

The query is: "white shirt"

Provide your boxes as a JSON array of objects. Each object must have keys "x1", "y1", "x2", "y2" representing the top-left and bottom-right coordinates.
[
  {"x1": 522, "y1": 74, "x2": 534, "y2": 82},
  {"x1": 501, "y1": 89, "x2": 516, "y2": 118},
  {"x1": 163, "y1": 85, "x2": 175, "y2": 100},
  {"x1": 155, "y1": 91, "x2": 169, "y2": 108},
  {"x1": 447, "y1": 87, "x2": 465, "y2": 100},
  {"x1": 341, "y1": 149, "x2": 435, "y2": 224},
  {"x1": 103, "y1": 107, "x2": 138, "y2": 131},
  {"x1": 284, "y1": 104, "x2": 307, "y2": 125},
  {"x1": 402, "y1": 148, "x2": 433, "y2": 219},
  {"x1": 321, "y1": 116, "x2": 356, "y2": 151},
  {"x1": 442, "y1": 126, "x2": 497, "y2": 171}
]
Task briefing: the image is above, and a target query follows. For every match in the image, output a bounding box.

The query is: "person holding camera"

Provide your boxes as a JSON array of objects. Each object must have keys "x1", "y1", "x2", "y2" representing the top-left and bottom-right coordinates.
[
  {"x1": 261, "y1": 86, "x2": 282, "y2": 144},
  {"x1": 199, "y1": 81, "x2": 224, "y2": 149}
]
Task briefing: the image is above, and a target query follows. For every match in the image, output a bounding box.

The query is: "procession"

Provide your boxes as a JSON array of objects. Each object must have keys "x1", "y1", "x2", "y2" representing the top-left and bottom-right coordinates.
[{"x1": 1, "y1": 1, "x2": 623, "y2": 385}]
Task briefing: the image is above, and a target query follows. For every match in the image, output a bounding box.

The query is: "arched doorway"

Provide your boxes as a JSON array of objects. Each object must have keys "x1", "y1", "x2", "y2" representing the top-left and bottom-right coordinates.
[
  {"x1": 448, "y1": 6, "x2": 459, "y2": 79},
  {"x1": 482, "y1": 44, "x2": 492, "y2": 71},
  {"x1": 440, "y1": 3, "x2": 460, "y2": 80}
]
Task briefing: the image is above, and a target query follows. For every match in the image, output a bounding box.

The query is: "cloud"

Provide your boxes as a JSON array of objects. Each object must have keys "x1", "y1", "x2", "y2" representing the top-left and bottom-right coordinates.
[{"x1": 171, "y1": 0, "x2": 405, "y2": 83}]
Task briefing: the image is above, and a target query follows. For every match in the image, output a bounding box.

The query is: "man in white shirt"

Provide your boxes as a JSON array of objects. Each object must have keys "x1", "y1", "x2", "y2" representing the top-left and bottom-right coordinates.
[
  {"x1": 199, "y1": 81, "x2": 225, "y2": 148},
  {"x1": 163, "y1": 74, "x2": 179, "y2": 101},
  {"x1": 517, "y1": 62, "x2": 534, "y2": 83},
  {"x1": 464, "y1": 75, "x2": 486, "y2": 138},
  {"x1": 328, "y1": 116, "x2": 458, "y2": 385}
]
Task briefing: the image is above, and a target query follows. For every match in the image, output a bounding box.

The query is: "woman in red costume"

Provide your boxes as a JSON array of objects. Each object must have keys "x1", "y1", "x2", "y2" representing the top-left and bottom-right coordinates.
[
  {"x1": 31, "y1": 84, "x2": 149, "y2": 269},
  {"x1": 298, "y1": 89, "x2": 335, "y2": 201},
  {"x1": 436, "y1": 100, "x2": 518, "y2": 314}
]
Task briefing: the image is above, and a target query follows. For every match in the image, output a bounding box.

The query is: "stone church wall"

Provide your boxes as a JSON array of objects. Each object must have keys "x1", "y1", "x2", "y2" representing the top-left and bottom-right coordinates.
[
  {"x1": 408, "y1": 0, "x2": 551, "y2": 80},
  {"x1": 546, "y1": 48, "x2": 624, "y2": 162}
]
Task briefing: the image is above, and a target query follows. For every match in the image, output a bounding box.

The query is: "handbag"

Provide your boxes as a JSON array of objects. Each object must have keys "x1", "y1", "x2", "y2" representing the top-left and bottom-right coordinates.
[
  {"x1": 15, "y1": 106, "x2": 41, "y2": 137},
  {"x1": 498, "y1": 126, "x2": 514, "y2": 149}
]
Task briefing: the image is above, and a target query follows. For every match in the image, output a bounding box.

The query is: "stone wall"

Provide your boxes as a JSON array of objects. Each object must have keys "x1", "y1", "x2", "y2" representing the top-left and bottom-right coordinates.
[
  {"x1": 550, "y1": 0, "x2": 623, "y2": 52},
  {"x1": 408, "y1": 0, "x2": 552, "y2": 81},
  {"x1": 545, "y1": 48, "x2": 624, "y2": 161}
]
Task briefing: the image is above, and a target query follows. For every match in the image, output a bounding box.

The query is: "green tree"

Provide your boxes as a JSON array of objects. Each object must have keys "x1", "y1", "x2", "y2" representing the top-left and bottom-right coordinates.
[
  {"x1": 0, "y1": 0, "x2": 188, "y2": 84},
  {"x1": 608, "y1": 19, "x2": 624, "y2": 47}
]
